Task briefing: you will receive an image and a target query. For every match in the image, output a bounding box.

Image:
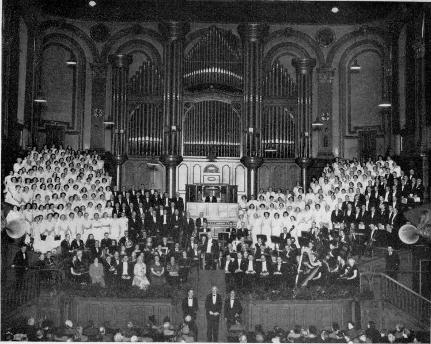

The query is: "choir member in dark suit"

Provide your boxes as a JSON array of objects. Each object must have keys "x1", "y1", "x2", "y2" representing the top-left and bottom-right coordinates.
[
  {"x1": 149, "y1": 210, "x2": 161, "y2": 237},
  {"x1": 224, "y1": 290, "x2": 243, "y2": 330},
  {"x1": 128, "y1": 211, "x2": 142, "y2": 239},
  {"x1": 233, "y1": 251, "x2": 246, "y2": 288},
  {"x1": 161, "y1": 192, "x2": 171, "y2": 209},
  {"x1": 222, "y1": 253, "x2": 235, "y2": 291},
  {"x1": 172, "y1": 192, "x2": 185, "y2": 213},
  {"x1": 61, "y1": 233, "x2": 73, "y2": 257},
  {"x1": 100, "y1": 233, "x2": 112, "y2": 251},
  {"x1": 182, "y1": 289, "x2": 199, "y2": 319},
  {"x1": 12, "y1": 245, "x2": 29, "y2": 288},
  {"x1": 182, "y1": 212, "x2": 195, "y2": 247},
  {"x1": 205, "y1": 286, "x2": 223, "y2": 342},
  {"x1": 170, "y1": 209, "x2": 182, "y2": 241},
  {"x1": 343, "y1": 203, "x2": 355, "y2": 228},
  {"x1": 331, "y1": 205, "x2": 344, "y2": 226},
  {"x1": 195, "y1": 212, "x2": 208, "y2": 231},
  {"x1": 71, "y1": 234, "x2": 85, "y2": 251},
  {"x1": 142, "y1": 191, "x2": 153, "y2": 211}
]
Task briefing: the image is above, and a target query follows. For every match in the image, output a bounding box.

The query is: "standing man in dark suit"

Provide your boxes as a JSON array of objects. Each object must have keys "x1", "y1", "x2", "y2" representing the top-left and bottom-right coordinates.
[
  {"x1": 173, "y1": 192, "x2": 185, "y2": 213},
  {"x1": 385, "y1": 246, "x2": 400, "y2": 280},
  {"x1": 205, "y1": 286, "x2": 223, "y2": 342},
  {"x1": 182, "y1": 288, "x2": 199, "y2": 320},
  {"x1": 12, "y1": 244, "x2": 29, "y2": 288},
  {"x1": 224, "y1": 290, "x2": 243, "y2": 331}
]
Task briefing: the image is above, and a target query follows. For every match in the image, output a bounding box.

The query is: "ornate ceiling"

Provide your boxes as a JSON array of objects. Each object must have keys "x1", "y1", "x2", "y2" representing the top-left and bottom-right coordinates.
[{"x1": 32, "y1": 0, "x2": 407, "y2": 24}]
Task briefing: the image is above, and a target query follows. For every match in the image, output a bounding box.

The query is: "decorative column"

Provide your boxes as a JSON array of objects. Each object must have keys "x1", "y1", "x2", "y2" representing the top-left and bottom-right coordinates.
[
  {"x1": 90, "y1": 62, "x2": 108, "y2": 151},
  {"x1": 413, "y1": 38, "x2": 429, "y2": 200},
  {"x1": 292, "y1": 58, "x2": 316, "y2": 191},
  {"x1": 159, "y1": 21, "x2": 189, "y2": 197},
  {"x1": 316, "y1": 66, "x2": 335, "y2": 157},
  {"x1": 238, "y1": 23, "x2": 268, "y2": 198},
  {"x1": 108, "y1": 54, "x2": 133, "y2": 188}
]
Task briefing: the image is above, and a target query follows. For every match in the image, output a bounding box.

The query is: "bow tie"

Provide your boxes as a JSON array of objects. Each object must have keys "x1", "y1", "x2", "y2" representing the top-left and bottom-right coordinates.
[{"x1": 188, "y1": 297, "x2": 192, "y2": 300}]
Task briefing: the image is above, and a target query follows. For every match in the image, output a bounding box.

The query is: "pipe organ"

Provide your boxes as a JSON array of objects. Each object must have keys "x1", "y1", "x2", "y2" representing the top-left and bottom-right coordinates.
[
  {"x1": 184, "y1": 26, "x2": 243, "y2": 91},
  {"x1": 127, "y1": 61, "x2": 164, "y2": 157},
  {"x1": 262, "y1": 61, "x2": 297, "y2": 159},
  {"x1": 112, "y1": 23, "x2": 317, "y2": 196},
  {"x1": 183, "y1": 100, "x2": 241, "y2": 157}
]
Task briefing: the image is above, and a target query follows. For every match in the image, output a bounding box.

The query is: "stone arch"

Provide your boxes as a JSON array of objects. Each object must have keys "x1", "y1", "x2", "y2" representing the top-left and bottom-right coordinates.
[
  {"x1": 37, "y1": 20, "x2": 99, "y2": 63},
  {"x1": 337, "y1": 39, "x2": 388, "y2": 157},
  {"x1": 264, "y1": 28, "x2": 324, "y2": 67},
  {"x1": 100, "y1": 25, "x2": 163, "y2": 63},
  {"x1": 264, "y1": 42, "x2": 311, "y2": 71}
]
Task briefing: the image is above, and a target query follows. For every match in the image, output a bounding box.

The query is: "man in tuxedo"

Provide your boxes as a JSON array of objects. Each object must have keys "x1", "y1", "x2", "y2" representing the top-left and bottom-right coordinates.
[
  {"x1": 161, "y1": 192, "x2": 171, "y2": 209},
  {"x1": 170, "y1": 209, "x2": 183, "y2": 241},
  {"x1": 173, "y1": 192, "x2": 185, "y2": 213},
  {"x1": 123, "y1": 191, "x2": 136, "y2": 211},
  {"x1": 71, "y1": 233, "x2": 85, "y2": 251},
  {"x1": 224, "y1": 290, "x2": 243, "y2": 330},
  {"x1": 160, "y1": 208, "x2": 170, "y2": 237},
  {"x1": 272, "y1": 255, "x2": 287, "y2": 289},
  {"x1": 142, "y1": 191, "x2": 153, "y2": 211},
  {"x1": 182, "y1": 212, "x2": 195, "y2": 247},
  {"x1": 61, "y1": 233, "x2": 73, "y2": 257},
  {"x1": 385, "y1": 246, "x2": 400, "y2": 280},
  {"x1": 12, "y1": 245, "x2": 29, "y2": 288},
  {"x1": 195, "y1": 212, "x2": 208, "y2": 231},
  {"x1": 222, "y1": 253, "x2": 235, "y2": 291},
  {"x1": 129, "y1": 210, "x2": 143, "y2": 239},
  {"x1": 100, "y1": 232, "x2": 112, "y2": 251},
  {"x1": 182, "y1": 288, "x2": 199, "y2": 320},
  {"x1": 205, "y1": 286, "x2": 223, "y2": 342},
  {"x1": 149, "y1": 210, "x2": 161, "y2": 237},
  {"x1": 233, "y1": 251, "x2": 246, "y2": 288},
  {"x1": 257, "y1": 254, "x2": 272, "y2": 290}
]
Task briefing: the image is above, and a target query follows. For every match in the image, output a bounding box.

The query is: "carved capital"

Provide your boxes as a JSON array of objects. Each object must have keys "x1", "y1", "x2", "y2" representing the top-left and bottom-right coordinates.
[
  {"x1": 295, "y1": 157, "x2": 313, "y2": 169},
  {"x1": 238, "y1": 23, "x2": 269, "y2": 43},
  {"x1": 317, "y1": 67, "x2": 335, "y2": 83},
  {"x1": 108, "y1": 54, "x2": 133, "y2": 68},
  {"x1": 292, "y1": 58, "x2": 316, "y2": 75},
  {"x1": 240, "y1": 156, "x2": 264, "y2": 170},
  {"x1": 159, "y1": 154, "x2": 183, "y2": 167},
  {"x1": 159, "y1": 22, "x2": 190, "y2": 41}
]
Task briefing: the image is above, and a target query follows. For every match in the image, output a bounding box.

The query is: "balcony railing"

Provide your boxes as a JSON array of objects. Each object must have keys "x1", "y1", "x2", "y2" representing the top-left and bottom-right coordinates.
[{"x1": 360, "y1": 272, "x2": 431, "y2": 325}]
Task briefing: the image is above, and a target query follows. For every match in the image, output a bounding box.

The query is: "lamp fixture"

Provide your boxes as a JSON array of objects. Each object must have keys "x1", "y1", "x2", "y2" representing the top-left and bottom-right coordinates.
[
  {"x1": 350, "y1": 59, "x2": 361, "y2": 72},
  {"x1": 66, "y1": 53, "x2": 77, "y2": 66},
  {"x1": 312, "y1": 116, "x2": 324, "y2": 128},
  {"x1": 331, "y1": 7, "x2": 339, "y2": 13},
  {"x1": 34, "y1": 90, "x2": 47, "y2": 103},
  {"x1": 378, "y1": 98, "x2": 392, "y2": 108},
  {"x1": 103, "y1": 120, "x2": 115, "y2": 125},
  {"x1": 88, "y1": 0, "x2": 96, "y2": 7}
]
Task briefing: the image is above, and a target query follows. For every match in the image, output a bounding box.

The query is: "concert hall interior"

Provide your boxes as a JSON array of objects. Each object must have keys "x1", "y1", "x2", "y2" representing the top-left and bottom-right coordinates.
[{"x1": 1, "y1": 0, "x2": 431, "y2": 342}]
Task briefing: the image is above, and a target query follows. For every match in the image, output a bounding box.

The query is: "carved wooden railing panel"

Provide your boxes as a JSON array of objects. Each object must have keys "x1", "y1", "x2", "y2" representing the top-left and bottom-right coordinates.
[
  {"x1": 183, "y1": 100, "x2": 241, "y2": 157},
  {"x1": 360, "y1": 272, "x2": 431, "y2": 325},
  {"x1": 184, "y1": 26, "x2": 242, "y2": 91}
]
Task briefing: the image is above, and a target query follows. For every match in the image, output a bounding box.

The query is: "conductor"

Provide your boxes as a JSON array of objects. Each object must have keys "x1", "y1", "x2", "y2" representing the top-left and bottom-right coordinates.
[{"x1": 205, "y1": 286, "x2": 223, "y2": 342}]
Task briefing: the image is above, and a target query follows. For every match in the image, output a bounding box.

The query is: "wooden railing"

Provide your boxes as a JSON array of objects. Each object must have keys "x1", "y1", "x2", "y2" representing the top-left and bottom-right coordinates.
[
  {"x1": 360, "y1": 272, "x2": 431, "y2": 325},
  {"x1": 1, "y1": 268, "x2": 65, "y2": 314}
]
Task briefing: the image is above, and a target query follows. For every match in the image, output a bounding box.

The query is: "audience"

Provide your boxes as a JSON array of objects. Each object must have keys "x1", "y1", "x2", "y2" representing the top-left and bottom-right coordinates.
[{"x1": 2, "y1": 316, "x2": 427, "y2": 343}]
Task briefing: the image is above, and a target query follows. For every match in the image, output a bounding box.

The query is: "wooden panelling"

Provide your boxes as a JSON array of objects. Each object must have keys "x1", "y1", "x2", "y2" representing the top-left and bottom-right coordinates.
[
  {"x1": 193, "y1": 164, "x2": 201, "y2": 184},
  {"x1": 177, "y1": 164, "x2": 188, "y2": 191},
  {"x1": 235, "y1": 165, "x2": 246, "y2": 192},
  {"x1": 122, "y1": 159, "x2": 165, "y2": 190},
  {"x1": 258, "y1": 161, "x2": 301, "y2": 191},
  {"x1": 69, "y1": 297, "x2": 175, "y2": 328},
  {"x1": 246, "y1": 299, "x2": 354, "y2": 331}
]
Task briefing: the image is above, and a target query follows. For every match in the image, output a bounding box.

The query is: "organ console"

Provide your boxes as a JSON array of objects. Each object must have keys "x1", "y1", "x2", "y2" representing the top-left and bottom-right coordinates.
[{"x1": 185, "y1": 184, "x2": 238, "y2": 203}]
